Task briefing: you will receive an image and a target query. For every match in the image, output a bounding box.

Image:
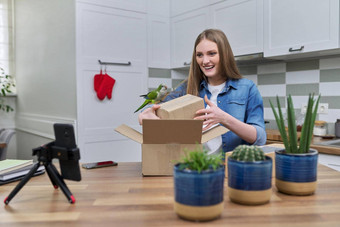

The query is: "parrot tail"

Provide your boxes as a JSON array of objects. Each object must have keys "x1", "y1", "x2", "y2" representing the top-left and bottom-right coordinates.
[{"x1": 134, "y1": 99, "x2": 150, "y2": 113}]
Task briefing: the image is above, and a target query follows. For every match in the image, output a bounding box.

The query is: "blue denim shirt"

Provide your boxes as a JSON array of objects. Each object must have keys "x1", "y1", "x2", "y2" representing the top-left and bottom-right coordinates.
[{"x1": 163, "y1": 78, "x2": 266, "y2": 152}]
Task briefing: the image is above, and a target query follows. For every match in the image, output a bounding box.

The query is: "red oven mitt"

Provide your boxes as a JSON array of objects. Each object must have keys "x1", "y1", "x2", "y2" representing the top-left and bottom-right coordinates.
[
  {"x1": 96, "y1": 73, "x2": 116, "y2": 100},
  {"x1": 94, "y1": 70, "x2": 104, "y2": 92}
]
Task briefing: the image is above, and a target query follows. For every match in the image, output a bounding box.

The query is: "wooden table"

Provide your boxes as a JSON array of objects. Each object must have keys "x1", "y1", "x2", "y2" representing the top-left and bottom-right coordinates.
[{"x1": 1, "y1": 162, "x2": 340, "y2": 226}]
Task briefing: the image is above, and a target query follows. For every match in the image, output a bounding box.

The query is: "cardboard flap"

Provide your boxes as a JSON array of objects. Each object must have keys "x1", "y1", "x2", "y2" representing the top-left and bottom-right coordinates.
[
  {"x1": 201, "y1": 125, "x2": 229, "y2": 144},
  {"x1": 143, "y1": 119, "x2": 203, "y2": 144},
  {"x1": 115, "y1": 124, "x2": 143, "y2": 144}
]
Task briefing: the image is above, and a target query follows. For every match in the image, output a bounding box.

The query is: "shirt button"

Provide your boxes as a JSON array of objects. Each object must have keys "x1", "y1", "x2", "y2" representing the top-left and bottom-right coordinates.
[{"x1": 218, "y1": 101, "x2": 221, "y2": 103}]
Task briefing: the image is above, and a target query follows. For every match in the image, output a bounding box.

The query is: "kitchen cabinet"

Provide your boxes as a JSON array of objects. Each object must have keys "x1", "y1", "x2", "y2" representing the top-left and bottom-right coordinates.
[
  {"x1": 171, "y1": 8, "x2": 210, "y2": 68},
  {"x1": 147, "y1": 0, "x2": 171, "y2": 68},
  {"x1": 211, "y1": 0, "x2": 263, "y2": 56},
  {"x1": 264, "y1": 0, "x2": 340, "y2": 58},
  {"x1": 76, "y1": 2, "x2": 147, "y2": 162},
  {"x1": 170, "y1": 0, "x2": 264, "y2": 68},
  {"x1": 147, "y1": 15, "x2": 171, "y2": 68},
  {"x1": 76, "y1": 0, "x2": 147, "y2": 13},
  {"x1": 170, "y1": 0, "x2": 209, "y2": 17}
]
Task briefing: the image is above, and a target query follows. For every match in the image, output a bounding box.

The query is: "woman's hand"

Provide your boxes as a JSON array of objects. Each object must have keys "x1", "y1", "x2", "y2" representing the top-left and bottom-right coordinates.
[
  {"x1": 194, "y1": 95, "x2": 228, "y2": 131},
  {"x1": 138, "y1": 104, "x2": 161, "y2": 125}
]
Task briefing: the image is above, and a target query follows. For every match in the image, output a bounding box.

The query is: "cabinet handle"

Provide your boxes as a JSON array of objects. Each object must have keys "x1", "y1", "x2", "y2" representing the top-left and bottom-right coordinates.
[
  {"x1": 98, "y1": 60, "x2": 131, "y2": 66},
  {"x1": 183, "y1": 62, "x2": 191, "y2": 66},
  {"x1": 289, "y1": 46, "x2": 304, "y2": 52}
]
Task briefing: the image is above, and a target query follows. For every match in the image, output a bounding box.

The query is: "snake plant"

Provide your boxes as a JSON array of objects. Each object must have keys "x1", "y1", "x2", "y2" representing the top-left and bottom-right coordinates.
[{"x1": 270, "y1": 94, "x2": 320, "y2": 153}]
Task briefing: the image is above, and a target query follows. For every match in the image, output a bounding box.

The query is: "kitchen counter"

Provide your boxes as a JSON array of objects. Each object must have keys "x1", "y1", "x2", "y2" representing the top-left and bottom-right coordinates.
[
  {"x1": 1, "y1": 162, "x2": 340, "y2": 226},
  {"x1": 266, "y1": 129, "x2": 340, "y2": 155}
]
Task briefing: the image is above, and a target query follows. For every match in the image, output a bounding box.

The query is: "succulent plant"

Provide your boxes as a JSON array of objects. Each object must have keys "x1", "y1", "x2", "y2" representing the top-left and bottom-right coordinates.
[
  {"x1": 230, "y1": 145, "x2": 266, "y2": 162},
  {"x1": 177, "y1": 145, "x2": 223, "y2": 173}
]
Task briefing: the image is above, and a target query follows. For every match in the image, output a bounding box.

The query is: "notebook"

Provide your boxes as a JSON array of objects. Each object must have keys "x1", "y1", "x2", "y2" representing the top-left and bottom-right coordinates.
[
  {"x1": 0, "y1": 164, "x2": 45, "y2": 181},
  {"x1": 0, "y1": 159, "x2": 34, "y2": 175}
]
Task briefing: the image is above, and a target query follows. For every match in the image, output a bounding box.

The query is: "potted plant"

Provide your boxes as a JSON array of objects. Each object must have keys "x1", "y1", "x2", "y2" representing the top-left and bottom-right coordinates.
[
  {"x1": 0, "y1": 67, "x2": 15, "y2": 112},
  {"x1": 227, "y1": 145, "x2": 272, "y2": 205},
  {"x1": 173, "y1": 146, "x2": 224, "y2": 221},
  {"x1": 270, "y1": 94, "x2": 320, "y2": 195}
]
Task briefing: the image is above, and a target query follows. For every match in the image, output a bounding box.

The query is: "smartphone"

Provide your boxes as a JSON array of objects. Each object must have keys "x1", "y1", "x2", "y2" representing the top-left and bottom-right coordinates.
[
  {"x1": 54, "y1": 123, "x2": 81, "y2": 181},
  {"x1": 82, "y1": 161, "x2": 118, "y2": 169}
]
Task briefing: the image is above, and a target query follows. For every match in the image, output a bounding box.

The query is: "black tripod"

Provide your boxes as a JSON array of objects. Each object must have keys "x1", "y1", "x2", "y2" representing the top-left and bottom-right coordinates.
[{"x1": 4, "y1": 141, "x2": 81, "y2": 205}]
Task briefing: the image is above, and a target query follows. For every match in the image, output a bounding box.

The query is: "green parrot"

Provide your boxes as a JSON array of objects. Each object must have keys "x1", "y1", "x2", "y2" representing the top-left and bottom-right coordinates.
[{"x1": 134, "y1": 84, "x2": 168, "y2": 113}]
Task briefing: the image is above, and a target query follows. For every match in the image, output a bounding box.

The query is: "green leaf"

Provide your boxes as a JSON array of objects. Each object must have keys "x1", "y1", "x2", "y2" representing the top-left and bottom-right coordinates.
[
  {"x1": 287, "y1": 95, "x2": 298, "y2": 153},
  {"x1": 270, "y1": 96, "x2": 290, "y2": 152},
  {"x1": 299, "y1": 94, "x2": 312, "y2": 153},
  {"x1": 176, "y1": 145, "x2": 223, "y2": 173},
  {"x1": 306, "y1": 94, "x2": 320, "y2": 151}
]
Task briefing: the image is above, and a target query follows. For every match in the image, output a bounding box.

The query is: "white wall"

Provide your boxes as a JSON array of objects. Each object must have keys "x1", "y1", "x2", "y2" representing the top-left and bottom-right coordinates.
[{"x1": 14, "y1": 0, "x2": 76, "y2": 159}]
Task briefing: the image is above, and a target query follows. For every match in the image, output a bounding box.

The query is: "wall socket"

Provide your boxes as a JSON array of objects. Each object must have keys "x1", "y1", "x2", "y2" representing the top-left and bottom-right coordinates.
[{"x1": 301, "y1": 103, "x2": 328, "y2": 114}]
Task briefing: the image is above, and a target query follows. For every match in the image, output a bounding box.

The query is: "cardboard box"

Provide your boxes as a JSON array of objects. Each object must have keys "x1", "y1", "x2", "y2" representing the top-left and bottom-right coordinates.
[
  {"x1": 115, "y1": 119, "x2": 228, "y2": 176},
  {"x1": 156, "y1": 94, "x2": 204, "y2": 119}
]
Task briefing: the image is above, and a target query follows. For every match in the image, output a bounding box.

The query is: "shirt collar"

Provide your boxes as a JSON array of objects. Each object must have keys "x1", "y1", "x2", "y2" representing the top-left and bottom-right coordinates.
[
  {"x1": 226, "y1": 79, "x2": 238, "y2": 90},
  {"x1": 200, "y1": 79, "x2": 238, "y2": 92}
]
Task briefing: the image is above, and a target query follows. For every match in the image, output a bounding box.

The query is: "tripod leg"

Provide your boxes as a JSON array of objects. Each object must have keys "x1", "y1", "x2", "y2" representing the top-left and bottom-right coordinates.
[
  {"x1": 46, "y1": 165, "x2": 58, "y2": 189},
  {"x1": 4, "y1": 163, "x2": 41, "y2": 205},
  {"x1": 46, "y1": 163, "x2": 75, "y2": 204}
]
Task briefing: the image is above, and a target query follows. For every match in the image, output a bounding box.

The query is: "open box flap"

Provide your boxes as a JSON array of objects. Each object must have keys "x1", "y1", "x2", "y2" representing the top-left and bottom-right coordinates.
[
  {"x1": 201, "y1": 125, "x2": 229, "y2": 144},
  {"x1": 143, "y1": 119, "x2": 203, "y2": 144},
  {"x1": 115, "y1": 124, "x2": 143, "y2": 144}
]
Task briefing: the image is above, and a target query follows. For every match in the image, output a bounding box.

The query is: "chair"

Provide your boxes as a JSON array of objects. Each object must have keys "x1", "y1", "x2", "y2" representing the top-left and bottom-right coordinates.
[{"x1": 0, "y1": 129, "x2": 16, "y2": 161}]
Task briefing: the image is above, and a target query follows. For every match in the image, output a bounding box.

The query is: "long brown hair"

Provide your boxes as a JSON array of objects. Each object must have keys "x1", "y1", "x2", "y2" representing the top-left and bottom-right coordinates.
[{"x1": 187, "y1": 29, "x2": 242, "y2": 96}]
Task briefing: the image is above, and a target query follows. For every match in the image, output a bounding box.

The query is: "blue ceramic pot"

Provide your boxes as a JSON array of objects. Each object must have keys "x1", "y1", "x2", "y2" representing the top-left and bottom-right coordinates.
[
  {"x1": 173, "y1": 164, "x2": 225, "y2": 221},
  {"x1": 227, "y1": 156, "x2": 272, "y2": 205},
  {"x1": 275, "y1": 149, "x2": 318, "y2": 195}
]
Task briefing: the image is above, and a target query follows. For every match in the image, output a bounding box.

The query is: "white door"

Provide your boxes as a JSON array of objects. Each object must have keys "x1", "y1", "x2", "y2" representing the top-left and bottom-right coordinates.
[
  {"x1": 211, "y1": 0, "x2": 263, "y2": 56},
  {"x1": 76, "y1": 3, "x2": 147, "y2": 162},
  {"x1": 264, "y1": 0, "x2": 340, "y2": 58}
]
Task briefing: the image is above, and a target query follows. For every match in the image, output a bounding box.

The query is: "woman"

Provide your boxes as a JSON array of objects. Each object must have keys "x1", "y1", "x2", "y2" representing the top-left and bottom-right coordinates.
[{"x1": 139, "y1": 29, "x2": 266, "y2": 153}]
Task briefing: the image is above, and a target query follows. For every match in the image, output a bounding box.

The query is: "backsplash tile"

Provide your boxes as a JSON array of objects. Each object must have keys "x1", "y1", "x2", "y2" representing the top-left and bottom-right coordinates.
[
  {"x1": 262, "y1": 96, "x2": 285, "y2": 108},
  {"x1": 319, "y1": 82, "x2": 340, "y2": 96},
  {"x1": 320, "y1": 68, "x2": 340, "y2": 82},
  {"x1": 286, "y1": 83, "x2": 319, "y2": 96},
  {"x1": 238, "y1": 65, "x2": 257, "y2": 75},
  {"x1": 258, "y1": 73, "x2": 285, "y2": 85},
  {"x1": 286, "y1": 70, "x2": 320, "y2": 84},
  {"x1": 321, "y1": 96, "x2": 340, "y2": 109},
  {"x1": 286, "y1": 59, "x2": 319, "y2": 71},
  {"x1": 258, "y1": 84, "x2": 286, "y2": 96},
  {"x1": 149, "y1": 68, "x2": 171, "y2": 78},
  {"x1": 320, "y1": 57, "x2": 340, "y2": 69},
  {"x1": 258, "y1": 62, "x2": 286, "y2": 74}
]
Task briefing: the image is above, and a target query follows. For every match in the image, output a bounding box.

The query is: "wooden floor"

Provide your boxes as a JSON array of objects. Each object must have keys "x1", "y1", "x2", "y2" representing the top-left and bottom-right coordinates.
[{"x1": 1, "y1": 162, "x2": 340, "y2": 226}]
